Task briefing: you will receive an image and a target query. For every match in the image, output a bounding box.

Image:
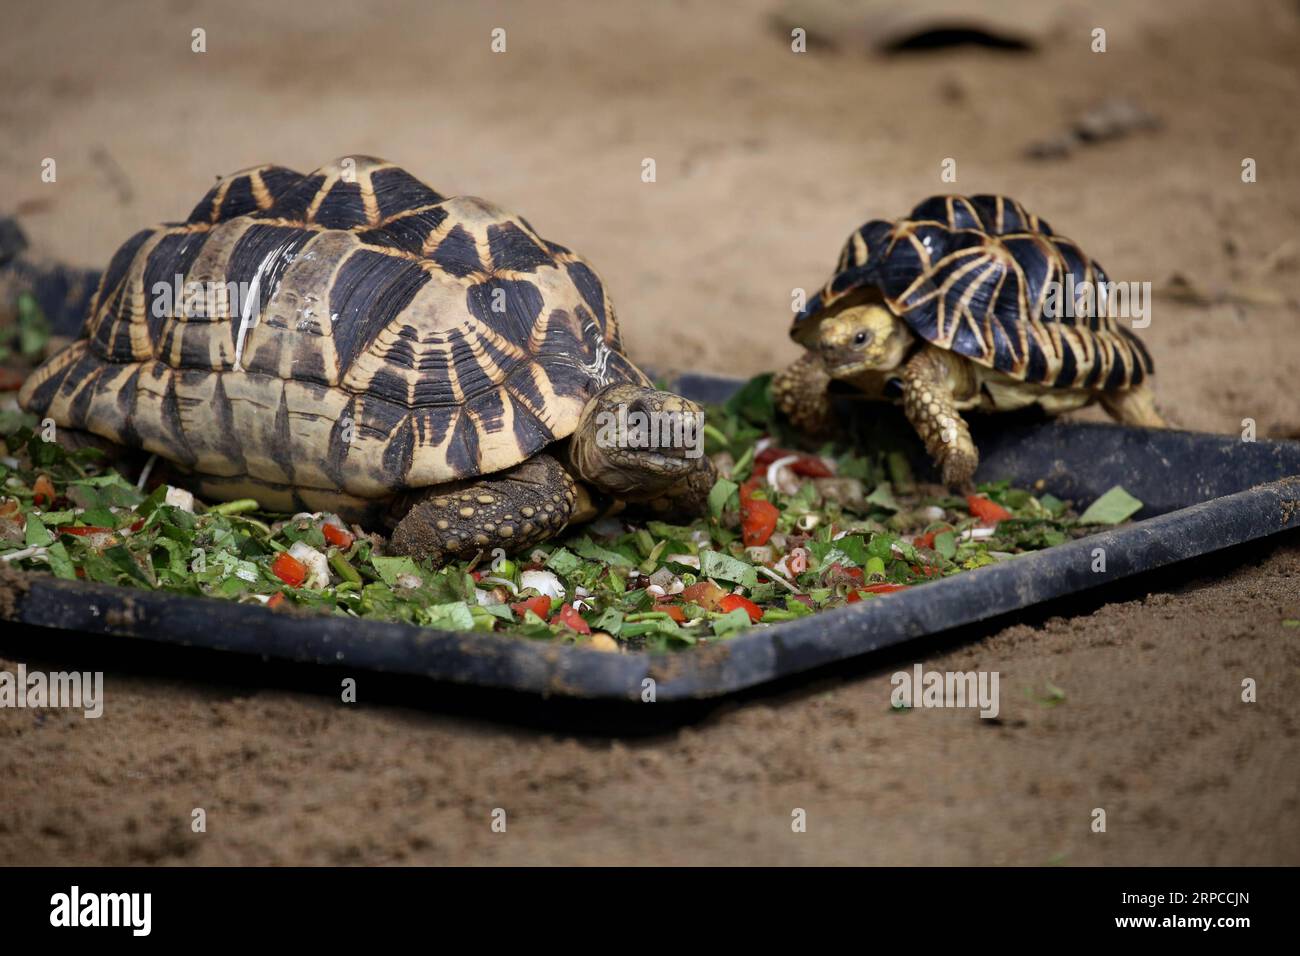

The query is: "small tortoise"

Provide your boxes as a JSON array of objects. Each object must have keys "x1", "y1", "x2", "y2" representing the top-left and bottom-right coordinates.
[
  {"x1": 18, "y1": 157, "x2": 714, "y2": 563},
  {"x1": 772, "y1": 194, "x2": 1165, "y2": 486}
]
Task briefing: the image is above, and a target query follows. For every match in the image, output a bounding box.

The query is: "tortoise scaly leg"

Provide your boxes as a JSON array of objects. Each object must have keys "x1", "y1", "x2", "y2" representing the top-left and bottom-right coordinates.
[
  {"x1": 771, "y1": 351, "x2": 835, "y2": 436},
  {"x1": 900, "y1": 348, "x2": 978, "y2": 489},
  {"x1": 1101, "y1": 384, "x2": 1168, "y2": 428},
  {"x1": 389, "y1": 453, "x2": 576, "y2": 566}
]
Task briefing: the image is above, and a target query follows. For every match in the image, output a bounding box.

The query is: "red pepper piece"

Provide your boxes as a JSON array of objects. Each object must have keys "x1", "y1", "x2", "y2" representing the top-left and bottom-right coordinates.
[
  {"x1": 719, "y1": 594, "x2": 762, "y2": 623},
  {"x1": 511, "y1": 594, "x2": 552, "y2": 620},
  {"x1": 741, "y1": 497, "x2": 779, "y2": 547},
  {"x1": 966, "y1": 495, "x2": 1011, "y2": 524},
  {"x1": 271, "y1": 552, "x2": 307, "y2": 587},
  {"x1": 550, "y1": 602, "x2": 591, "y2": 634},
  {"x1": 323, "y1": 523, "x2": 355, "y2": 549}
]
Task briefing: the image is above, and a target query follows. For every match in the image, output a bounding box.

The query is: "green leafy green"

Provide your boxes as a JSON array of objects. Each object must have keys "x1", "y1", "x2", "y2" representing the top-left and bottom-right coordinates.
[
  {"x1": 0, "y1": 372, "x2": 1143, "y2": 651},
  {"x1": 1078, "y1": 486, "x2": 1143, "y2": 525}
]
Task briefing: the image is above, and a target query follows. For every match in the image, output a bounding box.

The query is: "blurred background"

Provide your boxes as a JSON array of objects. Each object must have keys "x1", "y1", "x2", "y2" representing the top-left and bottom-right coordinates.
[
  {"x1": 2, "y1": 0, "x2": 1298, "y2": 865},
  {"x1": 4, "y1": 0, "x2": 1298, "y2": 434}
]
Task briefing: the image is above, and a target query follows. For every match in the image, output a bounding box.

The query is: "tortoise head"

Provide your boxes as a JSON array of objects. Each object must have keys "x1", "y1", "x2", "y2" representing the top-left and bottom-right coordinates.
[
  {"x1": 812, "y1": 297, "x2": 913, "y2": 378},
  {"x1": 571, "y1": 384, "x2": 709, "y2": 498}
]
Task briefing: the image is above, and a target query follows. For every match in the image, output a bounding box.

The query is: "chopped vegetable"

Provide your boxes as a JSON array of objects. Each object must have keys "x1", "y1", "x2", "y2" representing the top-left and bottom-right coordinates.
[
  {"x1": 288, "y1": 541, "x2": 330, "y2": 589},
  {"x1": 966, "y1": 495, "x2": 1012, "y2": 524},
  {"x1": 271, "y1": 552, "x2": 307, "y2": 587},
  {"x1": 164, "y1": 486, "x2": 195, "y2": 513},
  {"x1": 655, "y1": 603, "x2": 687, "y2": 623},
  {"x1": 0, "y1": 372, "x2": 1146, "y2": 651},
  {"x1": 32, "y1": 474, "x2": 55, "y2": 507},
  {"x1": 755, "y1": 446, "x2": 833, "y2": 477},
  {"x1": 741, "y1": 496, "x2": 779, "y2": 547},
  {"x1": 1077, "y1": 485, "x2": 1144, "y2": 525},
  {"x1": 520, "y1": 568, "x2": 565, "y2": 601},
  {"x1": 551, "y1": 603, "x2": 592, "y2": 634},
  {"x1": 511, "y1": 594, "x2": 552, "y2": 620},
  {"x1": 718, "y1": 593, "x2": 762, "y2": 623},
  {"x1": 322, "y1": 522, "x2": 355, "y2": 549},
  {"x1": 681, "y1": 580, "x2": 727, "y2": 610},
  {"x1": 847, "y1": 583, "x2": 911, "y2": 602}
]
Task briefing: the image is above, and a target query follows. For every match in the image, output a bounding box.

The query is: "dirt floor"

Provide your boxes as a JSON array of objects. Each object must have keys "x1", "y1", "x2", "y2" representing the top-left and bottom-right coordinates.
[{"x1": 2, "y1": 0, "x2": 1298, "y2": 865}]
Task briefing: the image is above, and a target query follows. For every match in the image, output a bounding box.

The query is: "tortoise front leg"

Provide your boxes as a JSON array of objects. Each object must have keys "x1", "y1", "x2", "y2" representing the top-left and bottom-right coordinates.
[
  {"x1": 771, "y1": 351, "x2": 835, "y2": 436},
  {"x1": 389, "y1": 453, "x2": 576, "y2": 565},
  {"x1": 900, "y1": 348, "x2": 979, "y2": 489}
]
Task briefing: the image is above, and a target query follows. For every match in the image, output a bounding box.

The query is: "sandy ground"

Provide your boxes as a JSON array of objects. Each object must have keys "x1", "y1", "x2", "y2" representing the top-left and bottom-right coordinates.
[{"x1": 1, "y1": 0, "x2": 1298, "y2": 865}]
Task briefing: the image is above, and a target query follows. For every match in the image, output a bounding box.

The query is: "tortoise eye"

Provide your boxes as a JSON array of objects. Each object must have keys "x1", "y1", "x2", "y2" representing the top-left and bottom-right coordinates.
[{"x1": 853, "y1": 331, "x2": 871, "y2": 346}]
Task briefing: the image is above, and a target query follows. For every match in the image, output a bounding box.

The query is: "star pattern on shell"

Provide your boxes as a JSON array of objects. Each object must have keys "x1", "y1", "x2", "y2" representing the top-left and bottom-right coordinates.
[
  {"x1": 793, "y1": 194, "x2": 1154, "y2": 391},
  {"x1": 20, "y1": 157, "x2": 651, "y2": 508}
]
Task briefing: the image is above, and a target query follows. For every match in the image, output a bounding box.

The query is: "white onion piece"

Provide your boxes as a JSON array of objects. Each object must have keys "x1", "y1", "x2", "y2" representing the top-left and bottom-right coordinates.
[
  {"x1": 164, "y1": 486, "x2": 196, "y2": 513},
  {"x1": 766, "y1": 454, "x2": 801, "y2": 495},
  {"x1": 772, "y1": 547, "x2": 808, "y2": 579},
  {"x1": 520, "y1": 569, "x2": 565, "y2": 600},
  {"x1": 288, "y1": 541, "x2": 330, "y2": 588},
  {"x1": 0, "y1": 545, "x2": 48, "y2": 564},
  {"x1": 755, "y1": 564, "x2": 800, "y2": 593}
]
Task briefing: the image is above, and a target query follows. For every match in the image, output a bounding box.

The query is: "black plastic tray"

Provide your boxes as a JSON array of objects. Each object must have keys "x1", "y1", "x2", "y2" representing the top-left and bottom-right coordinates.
[{"x1": 5, "y1": 372, "x2": 1299, "y2": 700}]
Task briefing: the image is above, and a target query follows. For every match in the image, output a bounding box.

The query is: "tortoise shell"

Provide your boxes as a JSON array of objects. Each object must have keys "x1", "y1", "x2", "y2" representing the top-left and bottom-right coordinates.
[
  {"x1": 20, "y1": 157, "x2": 649, "y2": 507},
  {"x1": 791, "y1": 194, "x2": 1154, "y2": 391}
]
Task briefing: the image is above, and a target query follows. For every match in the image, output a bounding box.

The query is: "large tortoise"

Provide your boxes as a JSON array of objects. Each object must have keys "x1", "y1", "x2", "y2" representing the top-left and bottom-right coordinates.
[
  {"x1": 772, "y1": 194, "x2": 1165, "y2": 486},
  {"x1": 18, "y1": 157, "x2": 714, "y2": 563}
]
